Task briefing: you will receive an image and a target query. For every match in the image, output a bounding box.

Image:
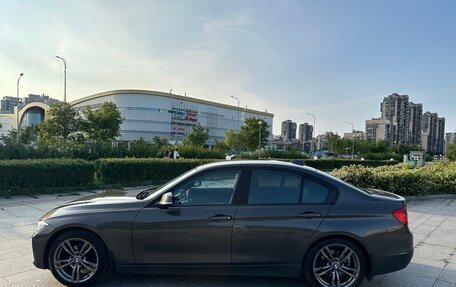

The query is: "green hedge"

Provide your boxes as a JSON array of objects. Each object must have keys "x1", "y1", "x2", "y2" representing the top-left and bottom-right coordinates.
[
  {"x1": 94, "y1": 158, "x2": 397, "y2": 184},
  {"x1": 94, "y1": 158, "x2": 219, "y2": 185},
  {"x1": 332, "y1": 162, "x2": 456, "y2": 195},
  {"x1": 0, "y1": 159, "x2": 95, "y2": 196},
  {"x1": 303, "y1": 159, "x2": 398, "y2": 170},
  {"x1": 0, "y1": 157, "x2": 408, "y2": 196}
]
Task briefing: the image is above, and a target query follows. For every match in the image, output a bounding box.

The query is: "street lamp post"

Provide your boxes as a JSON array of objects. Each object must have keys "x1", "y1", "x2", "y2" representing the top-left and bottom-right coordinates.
[
  {"x1": 16, "y1": 73, "x2": 24, "y2": 143},
  {"x1": 346, "y1": 121, "x2": 355, "y2": 159},
  {"x1": 258, "y1": 120, "x2": 263, "y2": 160},
  {"x1": 55, "y1": 56, "x2": 67, "y2": 102},
  {"x1": 306, "y1": 113, "x2": 316, "y2": 153},
  {"x1": 230, "y1": 96, "x2": 240, "y2": 132}
]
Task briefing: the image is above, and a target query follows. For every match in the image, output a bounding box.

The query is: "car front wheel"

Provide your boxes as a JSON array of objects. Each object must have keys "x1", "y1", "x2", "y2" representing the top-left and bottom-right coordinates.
[
  {"x1": 48, "y1": 230, "x2": 107, "y2": 287},
  {"x1": 304, "y1": 238, "x2": 366, "y2": 287}
]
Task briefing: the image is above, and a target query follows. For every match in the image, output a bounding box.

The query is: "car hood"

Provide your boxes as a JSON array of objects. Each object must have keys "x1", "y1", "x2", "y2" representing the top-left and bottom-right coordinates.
[{"x1": 41, "y1": 189, "x2": 149, "y2": 220}]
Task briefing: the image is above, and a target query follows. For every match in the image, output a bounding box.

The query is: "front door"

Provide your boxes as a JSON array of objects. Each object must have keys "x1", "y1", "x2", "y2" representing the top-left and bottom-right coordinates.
[{"x1": 133, "y1": 169, "x2": 241, "y2": 264}]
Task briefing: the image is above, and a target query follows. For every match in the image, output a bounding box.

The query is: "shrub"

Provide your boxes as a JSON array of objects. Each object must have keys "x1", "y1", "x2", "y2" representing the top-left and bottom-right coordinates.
[
  {"x1": 0, "y1": 159, "x2": 95, "y2": 196},
  {"x1": 332, "y1": 162, "x2": 456, "y2": 196},
  {"x1": 304, "y1": 159, "x2": 398, "y2": 170}
]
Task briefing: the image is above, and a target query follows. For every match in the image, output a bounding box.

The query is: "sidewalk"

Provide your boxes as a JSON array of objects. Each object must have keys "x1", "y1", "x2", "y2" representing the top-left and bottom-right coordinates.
[{"x1": 0, "y1": 190, "x2": 455, "y2": 286}]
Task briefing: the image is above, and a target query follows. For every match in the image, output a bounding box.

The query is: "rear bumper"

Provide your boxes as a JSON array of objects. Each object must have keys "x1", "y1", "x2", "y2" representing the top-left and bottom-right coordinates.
[
  {"x1": 370, "y1": 249, "x2": 413, "y2": 277},
  {"x1": 367, "y1": 227, "x2": 414, "y2": 278}
]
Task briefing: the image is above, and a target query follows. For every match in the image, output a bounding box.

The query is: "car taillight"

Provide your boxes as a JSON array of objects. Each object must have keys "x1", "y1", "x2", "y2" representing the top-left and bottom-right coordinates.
[{"x1": 393, "y1": 207, "x2": 408, "y2": 225}]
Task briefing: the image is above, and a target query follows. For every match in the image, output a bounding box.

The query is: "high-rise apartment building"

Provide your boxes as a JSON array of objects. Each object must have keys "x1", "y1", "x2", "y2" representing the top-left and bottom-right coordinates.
[
  {"x1": 298, "y1": 123, "x2": 313, "y2": 141},
  {"x1": 422, "y1": 112, "x2": 445, "y2": 155},
  {"x1": 366, "y1": 93, "x2": 445, "y2": 154},
  {"x1": 281, "y1": 119, "x2": 297, "y2": 140},
  {"x1": 365, "y1": 118, "x2": 391, "y2": 142},
  {"x1": 436, "y1": 117, "x2": 445, "y2": 155},
  {"x1": 298, "y1": 122, "x2": 313, "y2": 153},
  {"x1": 0, "y1": 97, "x2": 22, "y2": 114},
  {"x1": 408, "y1": 102, "x2": 423, "y2": 145},
  {"x1": 446, "y1": 132, "x2": 456, "y2": 155},
  {"x1": 0, "y1": 94, "x2": 59, "y2": 114},
  {"x1": 344, "y1": 131, "x2": 365, "y2": 140},
  {"x1": 380, "y1": 93, "x2": 410, "y2": 145},
  {"x1": 23, "y1": 94, "x2": 59, "y2": 106},
  {"x1": 421, "y1": 112, "x2": 437, "y2": 154}
]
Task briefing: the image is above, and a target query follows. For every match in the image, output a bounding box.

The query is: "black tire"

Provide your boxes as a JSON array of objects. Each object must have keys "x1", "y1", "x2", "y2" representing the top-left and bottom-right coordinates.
[
  {"x1": 48, "y1": 230, "x2": 108, "y2": 287},
  {"x1": 304, "y1": 238, "x2": 366, "y2": 287}
]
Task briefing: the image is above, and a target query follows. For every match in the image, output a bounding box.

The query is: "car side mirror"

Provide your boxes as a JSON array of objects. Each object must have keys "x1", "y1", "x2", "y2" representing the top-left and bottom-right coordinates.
[{"x1": 158, "y1": 192, "x2": 173, "y2": 209}]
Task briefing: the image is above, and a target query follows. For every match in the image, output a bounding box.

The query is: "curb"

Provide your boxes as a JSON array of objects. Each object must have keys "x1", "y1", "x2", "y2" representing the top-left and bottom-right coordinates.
[{"x1": 405, "y1": 194, "x2": 456, "y2": 202}]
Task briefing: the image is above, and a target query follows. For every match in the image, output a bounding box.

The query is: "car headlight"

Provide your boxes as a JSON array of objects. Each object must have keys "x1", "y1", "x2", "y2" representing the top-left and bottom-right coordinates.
[{"x1": 36, "y1": 220, "x2": 49, "y2": 233}]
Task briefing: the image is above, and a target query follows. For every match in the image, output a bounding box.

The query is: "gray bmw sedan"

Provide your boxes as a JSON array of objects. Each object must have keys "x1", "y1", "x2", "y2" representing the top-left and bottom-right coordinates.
[{"x1": 32, "y1": 160, "x2": 413, "y2": 287}]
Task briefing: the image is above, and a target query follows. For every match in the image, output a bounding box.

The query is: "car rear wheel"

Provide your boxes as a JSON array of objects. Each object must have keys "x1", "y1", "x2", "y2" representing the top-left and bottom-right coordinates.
[
  {"x1": 48, "y1": 230, "x2": 107, "y2": 287},
  {"x1": 304, "y1": 238, "x2": 366, "y2": 287}
]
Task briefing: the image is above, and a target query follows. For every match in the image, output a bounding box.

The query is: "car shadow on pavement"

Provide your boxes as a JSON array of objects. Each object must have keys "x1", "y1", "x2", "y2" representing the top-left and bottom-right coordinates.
[
  {"x1": 96, "y1": 261, "x2": 456, "y2": 287},
  {"x1": 100, "y1": 274, "x2": 309, "y2": 287}
]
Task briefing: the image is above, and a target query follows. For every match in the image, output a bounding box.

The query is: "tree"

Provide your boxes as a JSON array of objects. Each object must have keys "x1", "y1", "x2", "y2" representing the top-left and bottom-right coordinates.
[
  {"x1": 2, "y1": 129, "x2": 18, "y2": 145},
  {"x1": 213, "y1": 140, "x2": 229, "y2": 152},
  {"x1": 83, "y1": 102, "x2": 123, "y2": 142},
  {"x1": 326, "y1": 132, "x2": 348, "y2": 153},
  {"x1": 19, "y1": 126, "x2": 39, "y2": 145},
  {"x1": 225, "y1": 128, "x2": 241, "y2": 151},
  {"x1": 152, "y1": 136, "x2": 169, "y2": 148},
  {"x1": 238, "y1": 118, "x2": 269, "y2": 151},
  {"x1": 184, "y1": 123, "x2": 209, "y2": 147},
  {"x1": 39, "y1": 102, "x2": 83, "y2": 144},
  {"x1": 447, "y1": 142, "x2": 456, "y2": 161},
  {"x1": 393, "y1": 144, "x2": 421, "y2": 154},
  {"x1": 130, "y1": 137, "x2": 152, "y2": 158}
]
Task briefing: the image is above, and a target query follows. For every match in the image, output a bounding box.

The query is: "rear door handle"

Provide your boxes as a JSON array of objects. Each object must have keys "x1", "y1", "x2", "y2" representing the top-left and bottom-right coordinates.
[
  {"x1": 209, "y1": 215, "x2": 232, "y2": 221},
  {"x1": 298, "y1": 212, "x2": 322, "y2": 219}
]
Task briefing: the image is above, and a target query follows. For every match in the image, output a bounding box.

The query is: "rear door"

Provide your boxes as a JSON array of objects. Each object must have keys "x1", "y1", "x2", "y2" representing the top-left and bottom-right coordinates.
[{"x1": 232, "y1": 168, "x2": 334, "y2": 265}]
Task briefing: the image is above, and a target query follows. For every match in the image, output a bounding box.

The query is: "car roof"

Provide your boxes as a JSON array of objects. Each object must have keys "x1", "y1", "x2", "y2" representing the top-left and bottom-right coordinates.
[{"x1": 197, "y1": 160, "x2": 318, "y2": 173}]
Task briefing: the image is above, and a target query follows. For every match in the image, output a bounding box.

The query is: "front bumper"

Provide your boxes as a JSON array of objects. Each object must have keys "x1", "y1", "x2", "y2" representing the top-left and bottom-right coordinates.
[
  {"x1": 32, "y1": 232, "x2": 49, "y2": 269},
  {"x1": 31, "y1": 222, "x2": 56, "y2": 269}
]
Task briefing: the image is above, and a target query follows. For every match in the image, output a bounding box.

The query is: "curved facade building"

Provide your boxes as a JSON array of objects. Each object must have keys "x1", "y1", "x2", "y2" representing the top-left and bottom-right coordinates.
[
  {"x1": 71, "y1": 89, "x2": 274, "y2": 144},
  {"x1": 0, "y1": 102, "x2": 50, "y2": 137}
]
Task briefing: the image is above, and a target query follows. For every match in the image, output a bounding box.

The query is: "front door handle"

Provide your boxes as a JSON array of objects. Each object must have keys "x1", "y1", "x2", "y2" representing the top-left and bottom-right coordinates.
[
  {"x1": 209, "y1": 214, "x2": 232, "y2": 221},
  {"x1": 298, "y1": 212, "x2": 322, "y2": 219}
]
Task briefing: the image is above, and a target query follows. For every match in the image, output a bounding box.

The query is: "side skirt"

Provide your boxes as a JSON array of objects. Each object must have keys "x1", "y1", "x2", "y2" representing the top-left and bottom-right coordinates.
[{"x1": 116, "y1": 264, "x2": 302, "y2": 278}]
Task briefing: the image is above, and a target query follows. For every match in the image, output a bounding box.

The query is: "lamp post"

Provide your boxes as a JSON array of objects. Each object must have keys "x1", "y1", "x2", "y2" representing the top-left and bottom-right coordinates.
[
  {"x1": 16, "y1": 73, "x2": 24, "y2": 143},
  {"x1": 230, "y1": 96, "x2": 240, "y2": 131},
  {"x1": 346, "y1": 121, "x2": 355, "y2": 159},
  {"x1": 306, "y1": 113, "x2": 316, "y2": 153},
  {"x1": 55, "y1": 56, "x2": 67, "y2": 102},
  {"x1": 258, "y1": 120, "x2": 263, "y2": 159}
]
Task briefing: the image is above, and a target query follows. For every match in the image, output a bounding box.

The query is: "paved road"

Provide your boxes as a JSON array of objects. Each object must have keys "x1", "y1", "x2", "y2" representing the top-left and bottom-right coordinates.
[{"x1": 0, "y1": 190, "x2": 455, "y2": 287}]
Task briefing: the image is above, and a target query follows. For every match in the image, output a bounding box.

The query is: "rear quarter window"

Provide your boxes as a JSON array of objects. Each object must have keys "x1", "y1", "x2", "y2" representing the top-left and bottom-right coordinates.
[{"x1": 302, "y1": 177, "x2": 333, "y2": 204}]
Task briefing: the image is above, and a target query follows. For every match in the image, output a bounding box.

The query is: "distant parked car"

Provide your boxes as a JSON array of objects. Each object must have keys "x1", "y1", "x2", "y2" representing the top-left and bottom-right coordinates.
[
  {"x1": 32, "y1": 160, "x2": 413, "y2": 287},
  {"x1": 225, "y1": 153, "x2": 236, "y2": 160},
  {"x1": 290, "y1": 159, "x2": 306, "y2": 166}
]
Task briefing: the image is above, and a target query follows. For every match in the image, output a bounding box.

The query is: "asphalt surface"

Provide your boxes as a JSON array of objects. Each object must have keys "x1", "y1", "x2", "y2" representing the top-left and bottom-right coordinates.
[{"x1": 0, "y1": 189, "x2": 455, "y2": 287}]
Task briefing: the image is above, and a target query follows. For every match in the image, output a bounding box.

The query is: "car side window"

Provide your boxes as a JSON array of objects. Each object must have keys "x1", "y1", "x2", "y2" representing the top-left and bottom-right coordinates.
[
  {"x1": 248, "y1": 170, "x2": 301, "y2": 204},
  {"x1": 302, "y1": 177, "x2": 332, "y2": 204},
  {"x1": 173, "y1": 170, "x2": 240, "y2": 206}
]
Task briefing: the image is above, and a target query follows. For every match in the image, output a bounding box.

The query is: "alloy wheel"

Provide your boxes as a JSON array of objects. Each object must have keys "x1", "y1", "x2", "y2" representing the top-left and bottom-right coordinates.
[
  {"x1": 312, "y1": 243, "x2": 361, "y2": 287},
  {"x1": 53, "y1": 238, "x2": 99, "y2": 284}
]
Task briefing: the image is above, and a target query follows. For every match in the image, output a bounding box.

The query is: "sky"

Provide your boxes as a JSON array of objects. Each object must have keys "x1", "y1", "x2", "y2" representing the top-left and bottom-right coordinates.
[{"x1": 1, "y1": 0, "x2": 455, "y2": 136}]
